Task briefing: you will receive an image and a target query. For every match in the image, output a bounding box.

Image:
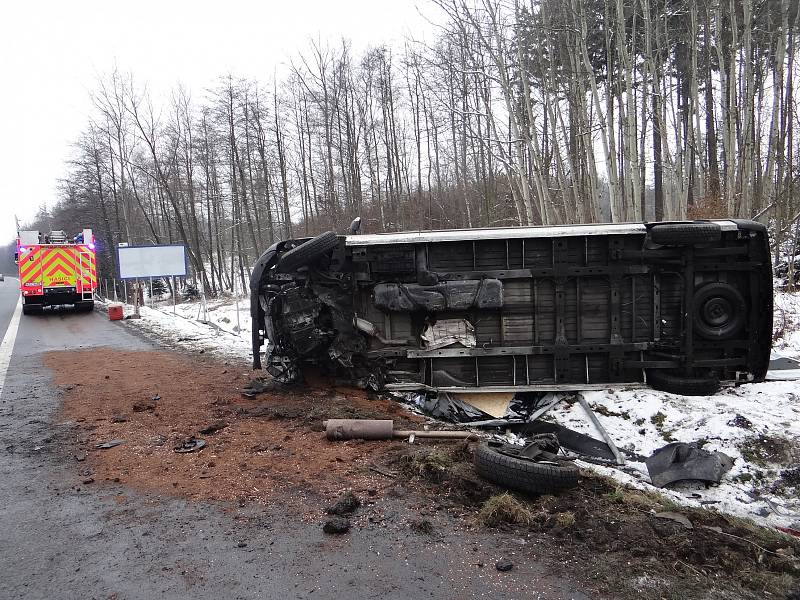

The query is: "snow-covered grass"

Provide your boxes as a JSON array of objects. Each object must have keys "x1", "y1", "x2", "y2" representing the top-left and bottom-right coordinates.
[
  {"x1": 105, "y1": 288, "x2": 800, "y2": 528},
  {"x1": 552, "y1": 382, "x2": 800, "y2": 528}
]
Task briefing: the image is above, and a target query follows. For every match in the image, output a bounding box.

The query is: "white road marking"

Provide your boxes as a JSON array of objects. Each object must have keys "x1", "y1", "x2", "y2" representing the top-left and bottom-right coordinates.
[{"x1": 0, "y1": 298, "x2": 22, "y2": 394}]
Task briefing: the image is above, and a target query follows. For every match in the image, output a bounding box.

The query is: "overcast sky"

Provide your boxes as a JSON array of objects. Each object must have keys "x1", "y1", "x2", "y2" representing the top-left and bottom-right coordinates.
[{"x1": 0, "y1": 0, "x2": 435, "y2": 244}]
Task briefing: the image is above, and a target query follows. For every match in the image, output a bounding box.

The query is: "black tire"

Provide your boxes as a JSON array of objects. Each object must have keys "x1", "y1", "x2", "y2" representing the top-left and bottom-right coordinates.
[
  {"x1": 473, "y1": 443, "x2": 579, "y2": 495},
  {"x1": 76, "y1": 301, "x2": 94, "y2": 313},
  {"x1": 22, "y1": 304, "x2": 42, "y2": 316},
  {"x1": 692, "y1": 282, "x2": 746, "y2": 340},
  {"x1": 647, "y1": 369, "x2": 720, "y2": 396},
  {"x1": 277, "y1": 231, "x2": 338, "y2": 273},
  {"x1": 650, "y1": 223, "x2": 721, "y2": 246}
]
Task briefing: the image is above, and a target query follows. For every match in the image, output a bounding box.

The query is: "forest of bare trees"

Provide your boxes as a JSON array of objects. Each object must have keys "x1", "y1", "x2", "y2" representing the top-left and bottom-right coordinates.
[{"x1": 16, "y1": 0, "x2": 800, "y2": 293}]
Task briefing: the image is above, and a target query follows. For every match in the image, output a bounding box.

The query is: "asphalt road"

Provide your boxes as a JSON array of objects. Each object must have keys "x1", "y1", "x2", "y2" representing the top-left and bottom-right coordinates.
[{"x1": 0, "y1": 282, "x2": 589, "y2": 600}]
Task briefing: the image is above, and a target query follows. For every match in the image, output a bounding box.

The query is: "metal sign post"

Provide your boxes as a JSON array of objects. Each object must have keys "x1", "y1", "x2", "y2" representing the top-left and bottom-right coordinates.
[{"x1": 132, "y1": 278, "x2": 141, "y2": 319}]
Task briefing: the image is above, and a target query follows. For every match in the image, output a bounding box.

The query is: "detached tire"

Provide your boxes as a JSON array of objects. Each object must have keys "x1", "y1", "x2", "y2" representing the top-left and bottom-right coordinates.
[
  {"x1": 650, "y1": 223, "x2": 721, "y2": 246},
  {"x1": 277, "y1": 231, "x2": 338, "y2": 272},
  {"x1": 473, "y1": 443, "x2": 579, "y2": 495},
  {"x1": 647, "y1": 369, "x2": 720, "y2": 396}
]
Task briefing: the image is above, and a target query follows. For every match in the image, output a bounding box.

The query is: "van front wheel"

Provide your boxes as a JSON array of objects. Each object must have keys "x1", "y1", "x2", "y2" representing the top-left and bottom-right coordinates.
[{"x1": 276, "y1": 231, "x2": 338, "y2": 272}]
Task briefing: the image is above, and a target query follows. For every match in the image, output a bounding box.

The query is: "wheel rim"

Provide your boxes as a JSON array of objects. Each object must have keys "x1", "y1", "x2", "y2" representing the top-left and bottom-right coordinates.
[
  {"x1": 701, "y1": 296, "x2": 733, "y2": 327},
  {"x1": 692, "y1": 283, "x2": 746, "y2": 340}
]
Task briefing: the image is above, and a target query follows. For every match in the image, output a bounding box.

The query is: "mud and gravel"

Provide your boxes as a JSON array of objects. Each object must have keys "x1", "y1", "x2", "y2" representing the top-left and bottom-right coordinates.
[
  {"x1": 47, "y1": 349, "x2": 420, "y2": 513},
  {"x1": 46, "y1": 347, "x2": 800, "y2": 600}
]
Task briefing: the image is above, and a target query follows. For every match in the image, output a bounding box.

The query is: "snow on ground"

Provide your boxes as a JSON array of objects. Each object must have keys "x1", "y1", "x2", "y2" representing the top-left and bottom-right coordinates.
[
  {"x1": 101, "y1": 295, "x2": 253, "y2": 362},
  {"x1": 551, "y1": 382, "x2": 800, "y2": 528},
  {"x1": 106, "y1": 289, "x2": 800, "y2": 528},
  {"x1": 774, "y1": 287, "x2": 800, "y2": 359}
]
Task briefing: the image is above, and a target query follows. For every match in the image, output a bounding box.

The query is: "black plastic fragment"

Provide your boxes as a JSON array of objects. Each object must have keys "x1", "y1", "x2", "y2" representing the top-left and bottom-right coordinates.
[
  {"x1": 173, "y1": 437, "x2": 206, "y2": 454},
  {"x1": 645, "y1": 442, "x2": 733, "y2": 487}
]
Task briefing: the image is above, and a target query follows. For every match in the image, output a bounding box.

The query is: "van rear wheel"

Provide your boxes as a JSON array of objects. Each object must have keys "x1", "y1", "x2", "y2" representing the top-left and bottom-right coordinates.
[{"x1": 647, "y1": 369, "x2": 720, "y2": 396}]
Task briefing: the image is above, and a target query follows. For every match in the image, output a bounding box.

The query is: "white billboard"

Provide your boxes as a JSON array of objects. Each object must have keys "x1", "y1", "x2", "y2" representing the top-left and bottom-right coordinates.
[{"x1": 118, "y1": 245, "x2": 188, "y2": 279}]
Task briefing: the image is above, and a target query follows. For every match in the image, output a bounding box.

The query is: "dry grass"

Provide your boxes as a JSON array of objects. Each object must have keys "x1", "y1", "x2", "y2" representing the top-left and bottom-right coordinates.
[
  {"x1": 650, "y1": 411, "x2": 667, "y2": 428},
  {"x1": 478, "y1": 493, "x2": 536, "y2": 527},
  {"x1": 739, "y1": 435, "x2": 795, "y2": 467},
  {"x1": 603, "y1": 483, "x2": 675, "y2": 511},
  {"x1": 555, "y1": 511, "x2": 576, "y2": 528},
  {"x1": 397, "y1": 449, "x2": 453, "y2": 483}
]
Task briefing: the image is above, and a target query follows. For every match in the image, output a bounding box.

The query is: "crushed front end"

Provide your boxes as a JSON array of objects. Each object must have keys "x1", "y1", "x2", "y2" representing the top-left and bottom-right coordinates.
[{"x1": 249, "y1": 233, "x2": 381, "y2": 389}]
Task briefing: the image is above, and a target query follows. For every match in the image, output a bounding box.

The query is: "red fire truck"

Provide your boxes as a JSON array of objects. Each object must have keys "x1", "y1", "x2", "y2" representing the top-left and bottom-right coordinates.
[{"x1": 15, "y1": 229, "x2": 97, "y2": 315}]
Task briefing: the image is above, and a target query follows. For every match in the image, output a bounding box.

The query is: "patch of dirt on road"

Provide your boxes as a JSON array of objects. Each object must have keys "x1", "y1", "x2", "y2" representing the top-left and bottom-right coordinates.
[{"x1": 47, "y1": 348, "x2": 419, "y2": 512}]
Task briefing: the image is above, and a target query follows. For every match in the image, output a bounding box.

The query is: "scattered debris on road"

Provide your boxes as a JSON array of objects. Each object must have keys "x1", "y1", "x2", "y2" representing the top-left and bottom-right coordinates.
[
  {"x1": 325, "y1": 491, "x2": 361, "y2": 515},
  {"x1": 322, "y1": 517, "x2": 351, "y2": 535},
  {"x1": 495, "y1": 558, "x2": 514, "y2": 572},
  {"x1": 94, "y1": 439, "x2": 124, "y2": 449},
  {"x1": 576, "y1": 393, "x2": 625, "y2": 465},
  {"x1": 173, "y1": 437, "x2": 206, "y2": 453},
  {"x1": 645, "y1": 442, "x2": 734, "y2": 488},
  {"x1": 324, "y1": 418, "x2": 475, "y2": 442},
  {"x1": 474, "y1": 437, "x2": 579, "y2": 495},
  {"x1": 654, "y1": 511, "x2": 693, "y2": 529},
  {"x1": 198, "y1": 420, "x2": 228, "y2": 435},
  {"x1": 241, "y1": 377, "x2": 271, "y2": 398}
]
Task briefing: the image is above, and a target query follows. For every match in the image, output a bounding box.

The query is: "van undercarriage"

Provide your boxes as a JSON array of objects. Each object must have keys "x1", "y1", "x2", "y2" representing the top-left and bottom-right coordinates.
[{"x1": 250, "y1": 221, "x2": 772, "y2": 396}]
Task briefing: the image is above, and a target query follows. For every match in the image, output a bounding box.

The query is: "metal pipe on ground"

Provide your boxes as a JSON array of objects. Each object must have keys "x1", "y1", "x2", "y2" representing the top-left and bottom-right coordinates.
[
  {"x1": 323, "y1": 419, "x2": 476, "y2": 441},
  {"x1": 577, "y1": 393, "x2": 625, "y2": 465}
]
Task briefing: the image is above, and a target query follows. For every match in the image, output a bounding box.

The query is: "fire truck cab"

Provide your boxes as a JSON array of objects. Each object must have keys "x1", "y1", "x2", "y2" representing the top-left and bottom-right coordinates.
[{"x1": 15, "y1": 229, "x2": 98, "y2": 315}]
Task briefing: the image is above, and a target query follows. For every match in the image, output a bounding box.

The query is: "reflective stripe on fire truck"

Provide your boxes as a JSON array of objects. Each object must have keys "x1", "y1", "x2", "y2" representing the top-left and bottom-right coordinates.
[
  {"x1": 19, "y1": 249, "x2": 42, "y2": 290},
  {"x1": 41, "y1": 247, "x2": 79, "y2": 288}
]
